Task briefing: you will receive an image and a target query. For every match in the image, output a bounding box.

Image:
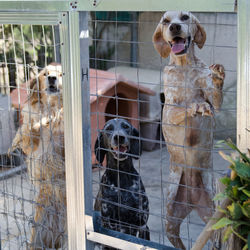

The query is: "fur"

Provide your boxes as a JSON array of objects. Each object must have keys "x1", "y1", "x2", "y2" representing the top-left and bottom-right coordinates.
[
  {"x1": 153, "y1": 11, "x2": 225, "y2": 249},
  {"x1": 8, "y1": 63, "x2": 66, "y2": 249}
]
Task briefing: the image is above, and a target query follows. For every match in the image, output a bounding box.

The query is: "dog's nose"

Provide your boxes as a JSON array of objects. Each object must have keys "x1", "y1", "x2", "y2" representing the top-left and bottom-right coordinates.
[
  {"x1": 48, "y1": 76, "x2": 57, "y2": 85},
  {"x1": 169, "y1": 23, "x2": 181, "y2": 33},
  {"x1": 113, "y1": 134, "x2": 125, "y2": 145}
]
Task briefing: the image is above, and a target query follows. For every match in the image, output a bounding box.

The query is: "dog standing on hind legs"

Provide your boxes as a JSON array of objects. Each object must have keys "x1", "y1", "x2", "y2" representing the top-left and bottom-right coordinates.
[
  {"x1": 153, "y1": 11, "x2": 225, "y2": 249},
  {"x1": 4, "y1": 63, "x2": 66, "y2": 249}
]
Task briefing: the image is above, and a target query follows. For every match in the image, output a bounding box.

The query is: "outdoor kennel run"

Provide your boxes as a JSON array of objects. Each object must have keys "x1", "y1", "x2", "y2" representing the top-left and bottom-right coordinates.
[{"x1": 0, "y1": 0, "x2": 249, "y2": 249}]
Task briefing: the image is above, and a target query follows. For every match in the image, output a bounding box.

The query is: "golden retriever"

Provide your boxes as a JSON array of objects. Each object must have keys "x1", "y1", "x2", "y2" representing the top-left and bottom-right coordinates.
[
  {"x1": 153, "y1": 11, "x2": 225, "y2": 249},
  {"x1": 10, "y1": 63, "x2": 66, "y2": 249}
]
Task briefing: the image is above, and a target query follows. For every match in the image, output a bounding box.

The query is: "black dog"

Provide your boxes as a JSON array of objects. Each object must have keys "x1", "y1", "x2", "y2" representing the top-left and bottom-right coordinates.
[{"x1": 94, "y1": 118, "x2": 150, "y2": 248}]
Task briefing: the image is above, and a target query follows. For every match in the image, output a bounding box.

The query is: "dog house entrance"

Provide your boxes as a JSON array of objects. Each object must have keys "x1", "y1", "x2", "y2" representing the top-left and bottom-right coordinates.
[{"x1": 105, "y1": 93, "x2": 130, "y2": 122}]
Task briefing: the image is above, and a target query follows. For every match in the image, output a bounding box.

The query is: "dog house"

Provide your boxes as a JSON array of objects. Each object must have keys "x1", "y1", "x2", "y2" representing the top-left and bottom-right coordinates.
[
  {"x1": 90, "y1": 69, "x2": 154, "y2": 162},
  {"x1": 10, "y1": 68, "x2": 154, "y2": 163}
]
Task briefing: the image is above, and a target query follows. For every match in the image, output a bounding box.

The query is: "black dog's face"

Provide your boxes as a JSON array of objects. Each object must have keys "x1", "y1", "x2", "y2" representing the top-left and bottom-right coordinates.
[
  {"x1": 104, "y1": 119, "x2": 131, "y2": 161},
  {"x1": 95, "y1": 118, "x2": 141, "y2": 163}
]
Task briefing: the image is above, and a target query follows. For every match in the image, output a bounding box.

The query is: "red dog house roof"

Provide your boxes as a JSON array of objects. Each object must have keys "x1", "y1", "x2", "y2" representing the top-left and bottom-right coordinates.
[{"x1": 90, "y1": 69, "x2": 154, "y2": 103}]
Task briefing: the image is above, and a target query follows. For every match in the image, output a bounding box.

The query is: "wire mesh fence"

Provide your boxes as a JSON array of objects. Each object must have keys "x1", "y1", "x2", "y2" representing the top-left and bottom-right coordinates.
[
  {"x1": 90, "y1": 11, "x2": 237, "y2": 249},
  {"x1": 0, "y1": 9, "x2": 237, "y2": 250},
  {"x1": 0, "y1": 23, "x2": 65, "y2": 249}
]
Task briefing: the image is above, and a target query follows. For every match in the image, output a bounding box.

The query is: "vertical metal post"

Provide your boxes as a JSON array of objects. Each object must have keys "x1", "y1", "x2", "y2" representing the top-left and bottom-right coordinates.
[
  {"x1": 79, "y1": 11, "x2": 95, "y2": 249},
  {"x1": 54, "y1": 25, "x2": 61, "y2": 63},
  {"x1": 130, "y1": 12, "x2": 138, "y2": 68},
  {"x1": 237, "y1": 0, "x2": 250, "y2": 153},
  {"x1": 79, "y1": 11, "x2": 93, "y2": 215},
  {"x1": 60, "y1": 11, "x2": 87, "y2": 249}
]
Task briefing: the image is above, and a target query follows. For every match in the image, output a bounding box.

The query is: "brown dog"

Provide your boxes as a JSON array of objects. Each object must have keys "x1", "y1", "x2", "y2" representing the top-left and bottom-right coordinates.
[
  {"x1": 153, "y1": 11, "x2": 225, "y2": 249},
  {"x1": 10, "y1": 63, "x2": 66, "y2": 249}
]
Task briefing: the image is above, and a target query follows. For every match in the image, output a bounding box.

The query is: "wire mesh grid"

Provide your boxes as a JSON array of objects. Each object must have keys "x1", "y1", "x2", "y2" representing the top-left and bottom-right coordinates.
[
  {"x1": 90, "y1": 11, "x2": 237, "y2": 249},
  {"x1": 0, "y1": 10, "x2": 237, "y2": 250},
  {"x1": 0, "y1": 23, "x2": 66, "y2": 249}
]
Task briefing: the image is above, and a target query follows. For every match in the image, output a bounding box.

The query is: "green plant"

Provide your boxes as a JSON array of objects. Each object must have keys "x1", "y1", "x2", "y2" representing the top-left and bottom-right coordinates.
[
  {"x1": 0, "y1": 24, "x2": 56, "y2": 91},
  {"x1": 212, "y1": 139, "x2": 250, "y2": 249}
]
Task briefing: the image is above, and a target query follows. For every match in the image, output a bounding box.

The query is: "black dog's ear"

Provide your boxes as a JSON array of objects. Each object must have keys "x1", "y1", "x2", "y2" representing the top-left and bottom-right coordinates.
[
  {"x1": 94, "y1": 133, "x2": 106, "y2": 164},
  {"x1": 130, "y1": 127, "x2": 142, "y2": 159}
]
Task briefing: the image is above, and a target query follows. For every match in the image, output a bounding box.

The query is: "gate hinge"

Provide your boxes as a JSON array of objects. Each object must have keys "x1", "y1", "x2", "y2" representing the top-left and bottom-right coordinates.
[{"x1": 82, "y1": 68, "x2": 89, "y2": 81}]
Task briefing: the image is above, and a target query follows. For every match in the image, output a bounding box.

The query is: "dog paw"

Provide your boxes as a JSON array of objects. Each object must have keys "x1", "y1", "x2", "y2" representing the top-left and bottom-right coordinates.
[
  {"x1": 209, "y1": 64, "x2": 225, "y2": 80},
  {"x1": 189, "y1": 102, "x2": 213, "y2": 117},
  {"x1": 189, "y1": 103, "x2": 199, "y2": 117},
  {"x1": 33, "y1": 117, "x2": 50, "y2": 131},
  {"x1": 197, "y1": 102, "x2": 213, "y2": 116},
  {"x1": 32, "y1": 122, "x2": 40, "y2": 131}
]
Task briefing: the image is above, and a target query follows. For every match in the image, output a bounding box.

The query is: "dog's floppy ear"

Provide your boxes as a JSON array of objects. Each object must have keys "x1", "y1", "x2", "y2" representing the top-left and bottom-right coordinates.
[
  {"x1": 152, "y1": 23, "x2": 171, "y2": 58},
  {"x1": 28, "y1": 69, "x2": 44, "y2": 104},
  {"x1": 28, "y1": 77, "x2": 40, "y2": 104},
  {"x1": 193, "y1": 17, "x2": 206, "y2": 49},
  {"x1": 130, "y1": 127, "x2": 142, "y2": 159},
  {"x1": 94, "y1": 132, "x2": 106, "y2": 164}
]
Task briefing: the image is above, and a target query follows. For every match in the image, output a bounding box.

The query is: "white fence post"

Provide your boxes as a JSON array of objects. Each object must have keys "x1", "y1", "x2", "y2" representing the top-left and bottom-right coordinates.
[
  {"x1": 237, "y1": 0, "x2": 250, "y2": 153},
  {"x1": 60, "y1": 11, "x2": 88, "y2": 249}
]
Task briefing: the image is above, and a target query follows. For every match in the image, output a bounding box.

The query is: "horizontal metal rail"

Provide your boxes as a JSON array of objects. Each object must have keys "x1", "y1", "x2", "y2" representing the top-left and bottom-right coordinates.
[
  {"x1": 0, "y1": 0, "x2": 236, "y2": 12},
  {"x1": 86, "y1": 212, "x2": 177, "y2": 250}
]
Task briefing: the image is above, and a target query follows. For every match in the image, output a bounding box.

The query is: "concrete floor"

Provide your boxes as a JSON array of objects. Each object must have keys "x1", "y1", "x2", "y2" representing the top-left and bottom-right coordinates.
[
  {"x1": 0, "y1": 167, "x2": 35, "y2": 250},
  {"x1": 0, "y1": 146, "x2": 229, "y2": 250}
]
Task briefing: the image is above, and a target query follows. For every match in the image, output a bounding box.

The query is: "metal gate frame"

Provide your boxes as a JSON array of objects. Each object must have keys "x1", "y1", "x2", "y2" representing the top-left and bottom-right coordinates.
[
  {"x1": 0, "y1": 0, "x2": 248, "y2": 249},
  {"x1": 0, "y1": 10, "x2": 91, "y2": 250}
]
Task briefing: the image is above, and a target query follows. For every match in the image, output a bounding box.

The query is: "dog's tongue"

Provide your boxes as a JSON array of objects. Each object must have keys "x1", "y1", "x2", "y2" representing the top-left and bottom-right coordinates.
[
  {"x1": 171, "y1": 40, "x2": 185, "y2": 54},
  {"x1": 119, "y1": 145, "x2": 127, "y2": 153},
  {"x1": 113, "y1": 145, "x2": 127, "y2": 153}
]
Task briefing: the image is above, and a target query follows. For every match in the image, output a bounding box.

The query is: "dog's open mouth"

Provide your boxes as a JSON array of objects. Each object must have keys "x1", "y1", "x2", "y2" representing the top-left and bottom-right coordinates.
[
  {"x1": 169, "y1": 36, "x2": 191, "y2": 55},
  {"x1": 46, "y1": 86, "x2": 59, "y2": 94},
  {"x1": 111, "y1": 145, "x2": 128, "y2": 160}
]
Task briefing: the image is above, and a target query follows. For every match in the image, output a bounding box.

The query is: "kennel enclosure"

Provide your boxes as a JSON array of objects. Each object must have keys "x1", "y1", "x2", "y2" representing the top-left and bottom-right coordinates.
[{"x1": 0, "y1": 0, "x2": 249, "y2": 249}]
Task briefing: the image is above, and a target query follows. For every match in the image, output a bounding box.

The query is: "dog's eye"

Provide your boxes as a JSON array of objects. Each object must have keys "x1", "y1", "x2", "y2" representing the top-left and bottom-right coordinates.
[
  {"x1": 181, "y1": 15, "x2": 189, "y2": 21},
  {"x1": 106, "y1": 125, "x2": 114, "y2": 131},
  {"x1": 162, "y1": 18, "x2": 170, "y2": 25},
  {"x1": 122, "y1": 123, "x2": 129, "y2": 129}
]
